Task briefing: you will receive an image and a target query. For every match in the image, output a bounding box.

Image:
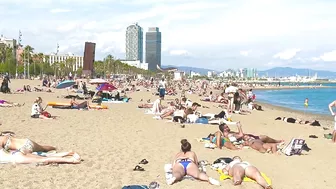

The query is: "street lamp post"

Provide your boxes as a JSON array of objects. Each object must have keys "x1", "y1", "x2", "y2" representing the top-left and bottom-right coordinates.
[
  {"x1": 23, "y1": 48, "x2": 26, "y2": 79},
  {"x1": 27, "y1": 51, "x2": 30, "y2": 79},
  {"x1": 16, "y1": 30, "x2": 22, "y2": 79}
]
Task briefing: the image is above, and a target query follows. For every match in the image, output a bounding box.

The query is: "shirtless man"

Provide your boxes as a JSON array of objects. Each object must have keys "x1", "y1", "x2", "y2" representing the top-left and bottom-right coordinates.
[{"x1": 328, "y1": 100, "x2": 336, "y2": 143}]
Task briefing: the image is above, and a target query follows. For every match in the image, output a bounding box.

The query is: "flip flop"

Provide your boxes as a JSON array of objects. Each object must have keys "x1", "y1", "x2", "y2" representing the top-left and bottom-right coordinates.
[
  {"x1": 133, "y1": 165, "x2": 145, "y2": 171},
  {"x1": 309, "y1": 135, "x2": 318, "y2": 138},
  {"x1": 139, "y1": 159, "x2": 149, "y2": 165}
]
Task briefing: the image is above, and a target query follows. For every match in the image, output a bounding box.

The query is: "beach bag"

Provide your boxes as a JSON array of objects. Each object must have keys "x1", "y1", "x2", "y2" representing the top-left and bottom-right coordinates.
[
  {"x1": 42, "y1": 111, "x2": 51, "y2": 118},
  {"x1": 282, "y1": 138, "x2": 305, "y2": 156}
]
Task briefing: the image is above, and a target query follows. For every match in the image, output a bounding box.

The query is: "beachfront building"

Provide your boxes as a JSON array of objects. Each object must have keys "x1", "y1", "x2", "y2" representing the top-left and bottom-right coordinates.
[
  {"x1": 0, "y1": 35, "x2": 17, "y2": 63},
  {"x1": 145, "y1": 27, "x2": 161, "y2": 71},
  {"x1": 190, "y1": 71, "x2": 201, "y2": 77},
  {"x1": 174, "y1": 71, "x2": 185, "y2": 80},
  {"x1": 126, "y1": 23, "x2": 143, "y2": 62},
  {"x1": 44, "y1": 53, "x2": 84, "y2": 71},
  {"x1": 207, "y1": 71, "x2": 216, "y2": 78},
  {"x1": 120, "y1": 60, "x2": 148, "y2": 70}
]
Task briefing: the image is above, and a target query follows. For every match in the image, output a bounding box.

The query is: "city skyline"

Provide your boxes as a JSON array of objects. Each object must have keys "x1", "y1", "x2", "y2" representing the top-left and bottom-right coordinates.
[{"x1": 0, "y1": 0, "x2": 336, "y2": 71}]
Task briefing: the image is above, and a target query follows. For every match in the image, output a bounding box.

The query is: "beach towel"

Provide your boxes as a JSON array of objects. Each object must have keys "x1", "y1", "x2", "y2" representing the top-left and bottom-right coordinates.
[
  {"x1": 282, "y1": 138, "x2": 305, "y2": 156},
  {"x1": 164, "y1": 164, "x2": 195, "y2": 183},
  {"x1": 217, "y1": 169, "x2": 272, "y2": 185}
]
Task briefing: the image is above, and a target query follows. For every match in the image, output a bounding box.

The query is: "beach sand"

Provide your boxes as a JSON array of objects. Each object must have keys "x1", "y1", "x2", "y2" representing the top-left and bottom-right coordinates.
[{"x1": 1, "y1": 80, "x2": 336, "y2": 189}]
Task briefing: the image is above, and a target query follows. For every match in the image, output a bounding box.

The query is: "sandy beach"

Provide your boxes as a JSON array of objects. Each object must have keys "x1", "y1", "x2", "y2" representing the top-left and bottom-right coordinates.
[{"x1": 1, "y1": 80, "x2": 336, "y2": 189}]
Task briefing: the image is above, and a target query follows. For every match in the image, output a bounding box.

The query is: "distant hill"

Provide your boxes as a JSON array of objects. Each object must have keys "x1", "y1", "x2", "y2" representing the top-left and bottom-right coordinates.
[
  {"x1": 162, "y1": 65, "x2": 214, "y2": 75},
  {"x1": 258, "y1": 67, "x2": 336, "y2": 79}
]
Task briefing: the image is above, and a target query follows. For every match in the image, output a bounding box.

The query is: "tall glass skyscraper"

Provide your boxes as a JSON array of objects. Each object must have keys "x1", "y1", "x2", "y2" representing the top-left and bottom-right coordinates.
[
  {"x1": 145, "y1": 27, "x2": 161, "y2": 71},
  {"x1": 126, "y1": 23, "x2": 143, "y2": 62}
]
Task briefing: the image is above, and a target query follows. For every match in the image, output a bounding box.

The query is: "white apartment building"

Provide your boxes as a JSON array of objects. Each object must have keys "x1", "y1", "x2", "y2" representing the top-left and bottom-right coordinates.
[
  {"x1": 120, "y1": 60, "x2": 148, "y2": 70},
  {"x1": 44, "y1": 53, "x2": 84, "y2": 71}
]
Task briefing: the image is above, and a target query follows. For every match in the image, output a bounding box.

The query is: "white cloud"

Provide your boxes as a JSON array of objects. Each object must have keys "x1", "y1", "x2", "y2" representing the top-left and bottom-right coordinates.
[
  {"x1": 273, "y1": 49, "x2": 301, "y2": 60},
  {"x1": 50, "y1": 9, "x2": 71, "y2": 13},
  {"x1": 1, "y1": 0, "x2": 336, "y2": 70},
  {"x1": 313, "y1": 50, "x2": 336, "y2": 61}
]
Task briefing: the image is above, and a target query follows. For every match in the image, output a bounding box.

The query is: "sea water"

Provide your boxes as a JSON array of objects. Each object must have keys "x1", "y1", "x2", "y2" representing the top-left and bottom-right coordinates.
[{"x1": 254, "y1": 86, "x2": 336, "y2": 115}]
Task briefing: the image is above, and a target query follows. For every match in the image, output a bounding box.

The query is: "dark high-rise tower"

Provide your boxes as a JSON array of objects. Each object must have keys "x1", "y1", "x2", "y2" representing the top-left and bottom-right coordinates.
[{"x1": 145, "y1": 27, "x2": 161, "y2": 71}]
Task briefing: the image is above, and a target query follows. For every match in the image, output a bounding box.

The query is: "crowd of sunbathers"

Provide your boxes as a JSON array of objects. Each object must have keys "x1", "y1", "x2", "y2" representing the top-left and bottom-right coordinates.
[{"x1": 136, "y1": 79, "x2": 320, "y2": 188}]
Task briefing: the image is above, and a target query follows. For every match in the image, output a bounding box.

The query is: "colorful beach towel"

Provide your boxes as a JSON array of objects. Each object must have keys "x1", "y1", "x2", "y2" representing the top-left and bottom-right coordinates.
[{"x1": 217, "y1": 169, "x2": 272, "y2": 185}]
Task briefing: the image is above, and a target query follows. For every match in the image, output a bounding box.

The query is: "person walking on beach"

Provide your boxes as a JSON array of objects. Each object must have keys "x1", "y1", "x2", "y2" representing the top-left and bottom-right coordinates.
[{"x1": 328, "y1": 100, "x2": 336, "y2": 143}]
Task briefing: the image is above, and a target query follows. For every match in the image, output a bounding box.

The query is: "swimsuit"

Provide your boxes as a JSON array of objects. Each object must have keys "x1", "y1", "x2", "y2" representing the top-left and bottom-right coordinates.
[
  {"x1": 212, "y1": 136, "x2": 227, "y2": 145},
  {"x1": 4, "y1": 136, "x2": 34, "y2": 154},
  {"x1": 177, "y1": 159, "x2": 192, "y2": 174},
  {"x1": 0, "y1": 100, "x2": 6, "y2": 104},
  {"x1": 229, "y1": 160, "x2": 251, "y2": 170}
]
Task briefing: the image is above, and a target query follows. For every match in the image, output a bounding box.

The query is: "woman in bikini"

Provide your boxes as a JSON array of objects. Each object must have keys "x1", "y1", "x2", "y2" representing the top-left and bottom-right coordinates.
[
  {"x1": 222, "y1": 156, "x2": 272, "y2": 189},
  {"x1": 0, "y1": 100, "x2": 23, "y2": 107},
  {"x1": 168, "y1": 139, "x2": 220, "y2": 185},
  {"x1": 0, "y1": 133, "x2": 56, "y2": 154},
  {"x1": 242, "y1": 135, "x2": 279, "y2": 154},
  {"x1": 0, "y1": 148, "x2": 81, "y2": 165}
]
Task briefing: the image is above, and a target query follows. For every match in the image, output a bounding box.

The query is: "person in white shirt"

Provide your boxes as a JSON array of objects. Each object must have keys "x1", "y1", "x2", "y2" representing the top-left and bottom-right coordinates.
[
  {"x1": 158, "y1": 78, "x2": 166, "y2": 99},
  {"x1": 31, "y1": 97, "x2": 52, "y2": 119}
]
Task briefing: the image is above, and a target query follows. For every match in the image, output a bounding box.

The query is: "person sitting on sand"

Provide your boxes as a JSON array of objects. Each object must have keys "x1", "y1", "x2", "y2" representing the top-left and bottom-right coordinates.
[
  {"x1": 0, "y1": 99, "x2": 24, "y2": 107},
  {"x1": 0, "y1": 133, "x2": 56, "y2": 154},
  {"x1": 0, "y1": 148, "x2": 81, "y2": 165},
  {"x1": 31, "y1": 97, "x2": 52, "y2": 119},
  {"x1": 275, "y1": 117, "x2": 321, "y2": 126},
  {"x1": 172, "y1": 107, "x2": 194, "y2": 123},
  {"x1": 70, "y1": 97, "x2": 90, "y2": 109},
  {"x1": 221, "y1": 156, "x2": 272, "y2": 189},
  {"x1": 210, "y1": 124, "x2": 241, "y2": 150},
  {"x1": 167, "y1": 139, "x2": 220, "y2": 186}
]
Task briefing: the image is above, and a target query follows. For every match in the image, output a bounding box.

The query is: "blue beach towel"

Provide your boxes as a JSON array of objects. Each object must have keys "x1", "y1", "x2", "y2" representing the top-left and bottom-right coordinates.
[
  {"x1": 195, "y1": 118, "x2": 209, "y2": 124},
  {"x1": 122, "y1": 185, "x2": 149, "y2": 189}
]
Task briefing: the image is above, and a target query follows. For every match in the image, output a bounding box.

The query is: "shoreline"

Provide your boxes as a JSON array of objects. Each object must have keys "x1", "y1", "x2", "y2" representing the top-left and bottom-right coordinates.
[
  {"x1": 249, "y1": 85, "x2": 334, "y2": 90},
  {"x1": 256, "y1": 101, "x2": 334, "y2": 128}
]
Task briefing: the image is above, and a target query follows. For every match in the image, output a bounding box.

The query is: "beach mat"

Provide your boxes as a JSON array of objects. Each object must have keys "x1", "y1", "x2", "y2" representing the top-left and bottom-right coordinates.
[{"x1": 217, "y1": 169, "x2": 272, "y2": 185}]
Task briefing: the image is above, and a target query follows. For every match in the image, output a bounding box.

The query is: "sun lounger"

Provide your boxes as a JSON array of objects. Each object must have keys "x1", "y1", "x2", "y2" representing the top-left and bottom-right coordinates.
[{"x1": 282, "y1": 138, "x2": 306, "y2": 156}]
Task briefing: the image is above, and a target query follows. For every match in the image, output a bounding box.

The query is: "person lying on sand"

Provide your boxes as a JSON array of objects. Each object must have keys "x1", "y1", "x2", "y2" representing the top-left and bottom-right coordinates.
[
  {"x1": 275, "y1": 117, "x2": 321, "y2": 126},
  {"x1": 0, "y1": 149, "x2": 81, "y2": 165},
  {"x1": 0, "y1": 133, "x2": 56, "y2": 154},
  {"x1": 242, "y1": 135, "x2": 279, "y2": 154},
  {"x1": 70, "y1": 97, "x2": 90, "y2": 109},
  {"x1": 167, "y1": 139, "x2": 220, "y2": 186},
  {"x1": 222, "y1": 122, "x2": 283, "y2": 144},
  {"x1": 31, "y1": 97, "x2": 53, "y2": 119},
  {"x1": 0, "y1": 99, "x2": 24, "y2": 107},
  {"x1": 34, "y1": 87, "x2": 52, "y2": 93},
  {"x1": 221, "y1": 156, "x2": 272, "y2": 189},
  {"x1": 209, "y1": 124, "x2": 242, "y2": 150}
]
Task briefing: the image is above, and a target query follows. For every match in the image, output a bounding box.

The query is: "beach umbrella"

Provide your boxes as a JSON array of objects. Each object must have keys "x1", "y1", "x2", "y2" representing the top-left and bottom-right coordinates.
[
  {"x1": 89, "y1": 78, "x2": 108, "y2": 84},
  {"x1": 225, "y1": 86, "x2": 238, "y2": 93},
  {"x1": 96, "y1": 83, "x2": 117, "y2": 91},
  {"x1": 56, "y1": 80, "x2": 75, "y2": 89}
]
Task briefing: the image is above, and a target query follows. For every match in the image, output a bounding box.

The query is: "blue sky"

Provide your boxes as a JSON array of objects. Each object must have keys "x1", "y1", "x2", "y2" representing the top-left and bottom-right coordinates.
[{"x1": 1, "y1": 0, "x2": 336, "y2": 71}]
